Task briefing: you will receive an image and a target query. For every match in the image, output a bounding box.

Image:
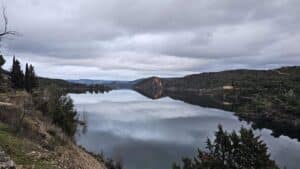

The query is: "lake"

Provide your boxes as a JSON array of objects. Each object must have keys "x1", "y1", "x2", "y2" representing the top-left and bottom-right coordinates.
[{"x1": 71, "y1": 90, "x2": 300, "y2": 169}]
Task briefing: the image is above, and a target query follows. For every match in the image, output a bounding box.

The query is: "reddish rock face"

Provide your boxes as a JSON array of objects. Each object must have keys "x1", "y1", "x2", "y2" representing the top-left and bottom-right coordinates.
[{"x1": 134, "y1": 77, "x2": 164, "y2": 99}]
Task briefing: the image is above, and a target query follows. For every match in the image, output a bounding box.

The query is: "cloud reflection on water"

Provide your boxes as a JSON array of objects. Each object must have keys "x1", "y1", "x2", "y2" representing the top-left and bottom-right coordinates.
[{"x1": 72, "y1": 90, "x2": 300, "y2": 169}]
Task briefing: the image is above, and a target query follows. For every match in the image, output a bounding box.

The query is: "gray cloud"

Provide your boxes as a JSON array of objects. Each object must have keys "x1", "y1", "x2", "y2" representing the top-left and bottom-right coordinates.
[{"x1": 1, "y1": 0, "x2": 300, "y2": 80}]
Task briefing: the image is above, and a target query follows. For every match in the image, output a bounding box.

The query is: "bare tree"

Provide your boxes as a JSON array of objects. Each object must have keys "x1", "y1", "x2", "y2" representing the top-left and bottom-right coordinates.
[
  {"x1": 0, "y1": 7, "x2": 16, "y2": 39},
  {"x1": 15, "y1": 92, "x2": 33, "y2": 132}
]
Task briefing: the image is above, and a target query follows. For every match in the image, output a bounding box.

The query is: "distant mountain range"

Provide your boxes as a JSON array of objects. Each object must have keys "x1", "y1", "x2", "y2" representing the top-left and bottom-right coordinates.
[{"x1": 68, "y1": 79, "x2": 143, "y2": 89}]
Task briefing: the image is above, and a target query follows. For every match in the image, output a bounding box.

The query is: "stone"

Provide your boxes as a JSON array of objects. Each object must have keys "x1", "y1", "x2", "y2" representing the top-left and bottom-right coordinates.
[
  {"x1": 0, "y1": 157, "x2": 6, "y2": 163},
  {"x1": 0, "y1": 160, "x2": 15, "y2": 169},
  {"x1": 0, "y1": 149, "x2": 16, "y2": 169}
]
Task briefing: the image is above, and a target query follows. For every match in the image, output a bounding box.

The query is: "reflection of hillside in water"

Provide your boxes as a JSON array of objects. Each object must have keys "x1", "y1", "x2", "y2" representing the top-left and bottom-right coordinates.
[{"x1": 134, "y1": 88, "x2": 300, "y2": 141}]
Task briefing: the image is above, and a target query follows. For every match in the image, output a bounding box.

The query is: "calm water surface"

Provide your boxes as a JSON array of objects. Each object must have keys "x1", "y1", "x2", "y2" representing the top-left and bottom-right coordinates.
[{"x1": 71, "y1": 90, "x2": 300, "y2": 169}]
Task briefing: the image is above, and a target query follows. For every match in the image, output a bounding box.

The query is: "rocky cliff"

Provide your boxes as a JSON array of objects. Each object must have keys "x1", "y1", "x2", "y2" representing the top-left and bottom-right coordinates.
[{"x1": 134, "y1": 77, "x2": 164, "y2": 99}]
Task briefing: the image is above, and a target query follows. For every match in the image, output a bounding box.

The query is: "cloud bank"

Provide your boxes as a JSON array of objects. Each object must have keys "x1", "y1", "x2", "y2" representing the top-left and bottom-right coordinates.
[{"x1": 1, "y1": 0, "x2": 300, "y2": 80}]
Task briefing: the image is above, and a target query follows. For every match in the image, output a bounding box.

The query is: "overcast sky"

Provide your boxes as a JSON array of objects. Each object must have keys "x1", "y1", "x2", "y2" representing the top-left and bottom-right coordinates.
[{"x1": 1, "y1": 0, "x2": 300, "y2": 80}]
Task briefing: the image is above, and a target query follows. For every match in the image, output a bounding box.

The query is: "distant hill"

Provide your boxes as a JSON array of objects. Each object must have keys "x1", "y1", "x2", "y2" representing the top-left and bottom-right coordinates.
[
  {"x1": 1, "y1": 68, "x2": 111, "y2": 93},
  {"x1": 134, "y1": 66, "x2": 300, "y2": 140},
  {"x1": 135, "y1": 66, "x2": 300, "y2": 94},
  {"x1": 68, "y1": 79, "x2": 143, "y2": 89}
]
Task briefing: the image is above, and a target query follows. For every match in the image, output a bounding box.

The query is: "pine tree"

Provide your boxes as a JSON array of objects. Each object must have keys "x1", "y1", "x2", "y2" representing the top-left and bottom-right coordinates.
[
  {"x1": 24, "y1": 63, "x2": 38, "y2": 92},
  {"x1": 0, "y1": 54, "x2": 5, "y2": 79},
  {"x1": 24, "y1": 63, "x2": 30, "y2": 92},
  {"x1": 46, "y1": 85, "x2": 77, "y2": 136},
  {"x1": 29, "y1": 64, "x2": 38, "y2": 89},
  {"x1": 0, "y1": 55, "x2": 4, "y2": 68},
  {"x1": 173, "y1": 125, "x2": 279, "y2": 169},
  {"x1": 10, "y1": 56, "x2": 24, "y2": 89}
]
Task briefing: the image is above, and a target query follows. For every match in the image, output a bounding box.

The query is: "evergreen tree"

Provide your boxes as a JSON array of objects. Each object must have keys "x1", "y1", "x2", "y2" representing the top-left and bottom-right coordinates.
[
  {"x1": 0, "y1": 54, "x2": 5, "y2": 79},
  {"x1": 24, "y1": 63, "x2": 30, "y2": 92},
  {"x1": 46, "y1": 85, "x2": 78, "y2": 136},
  {"x1": 24, "y1": 63, "x2": 38, "y2": 92},
  {"x1": 0, "y1": 54, "x2": 4, "y2": 68},
  {"x1": 10, "y1": 56, "x2": 24, "y2": 89},
  {"x1": 29, "y1": 64, "x2": 38, "y2": 89},
  {"x1": 173, "y1": 125, "x2": 279, "y2": 169}
]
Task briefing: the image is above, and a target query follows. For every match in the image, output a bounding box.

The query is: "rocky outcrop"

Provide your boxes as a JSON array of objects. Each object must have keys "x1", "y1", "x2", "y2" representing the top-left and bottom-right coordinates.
[
  {"x1": 134, "y1": 77, "x2": 164, "y2": 99},
  {"x1": 57, "y1": 143, "x2": 107, "y2": 169},
  {"x1": 0, "y1": 149, "x2": 15, "y2": 169}
]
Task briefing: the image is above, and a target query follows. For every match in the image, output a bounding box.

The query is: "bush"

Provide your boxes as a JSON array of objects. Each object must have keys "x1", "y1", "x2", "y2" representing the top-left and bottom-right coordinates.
[
  {"x1": 45, "y1": 85, "x2": 78, "y2": 136},
  {"x1": 173, "y1": 125, "x2": 279, "y2": 169}
]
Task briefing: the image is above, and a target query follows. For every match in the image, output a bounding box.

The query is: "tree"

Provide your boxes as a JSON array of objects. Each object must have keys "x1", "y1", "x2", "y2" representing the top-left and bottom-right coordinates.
[
  {"x1": 0, "y1": 54, "x2": 4, "y2": 67},
  {"x1": 46, "y1": 85, "x2": 78, "y2": 136},
  {"x1": 173, "y1": 125, "x2": 279, "y2": 169},
  {"x1": 0, "y1": 7, "x2": 16, "y2": 41},
  {"x1": 14, "y1": 92, "x2": 33, "y2": 132},
  {"x1": 0, "y1": 7, "x2": 16, "y2": 79},
  {"x1": 0, "y1": 8, "x2": 16, "y2": 90},
  {"x1": 10, "y1": 56, "x2": 24, "y2": 89},
  {"x1": 0, "y1": 54, "x2": 5, "y2": 79},
  {"x1": 29, "y1": 64, "x2": 38, "y2": 89},
  {"x1": 24, "y1": 63, "x2": 38, "y2": 92},
  {"x1": 24, "y1": 63, "x2": 29, "y2": 91}
]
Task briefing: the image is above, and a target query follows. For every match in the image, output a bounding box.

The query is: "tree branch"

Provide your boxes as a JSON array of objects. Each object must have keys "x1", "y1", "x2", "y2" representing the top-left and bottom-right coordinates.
[{"x1": 0, "y1": 6, "x2": 17, "y2": 38}]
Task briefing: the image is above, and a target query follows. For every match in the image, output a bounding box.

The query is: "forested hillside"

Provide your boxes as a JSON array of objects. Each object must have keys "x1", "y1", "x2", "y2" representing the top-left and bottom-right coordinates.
[{"x1": 135, "y1": 66, "x2": 300, "y2": 140}]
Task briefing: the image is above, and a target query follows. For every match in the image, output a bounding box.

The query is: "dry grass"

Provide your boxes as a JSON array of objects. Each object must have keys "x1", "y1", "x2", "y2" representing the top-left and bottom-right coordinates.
[{"x1": 0, "y1": 91, "x2": 107, "y2": 169}]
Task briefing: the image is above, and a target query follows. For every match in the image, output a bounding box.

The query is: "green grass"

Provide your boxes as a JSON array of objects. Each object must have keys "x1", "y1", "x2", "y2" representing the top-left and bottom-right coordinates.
[{"x1": 0, "y1": 123, "x2": 56, "y2": 169}]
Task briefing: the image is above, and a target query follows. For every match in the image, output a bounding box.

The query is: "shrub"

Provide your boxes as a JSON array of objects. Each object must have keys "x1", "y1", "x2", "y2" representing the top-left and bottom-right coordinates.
[
  {"x1": 173, "y1": 125, "x2": 279, "y2": 169},
  {"x1": 45, "y1": 85, "x2": 78, "y2": 136}
]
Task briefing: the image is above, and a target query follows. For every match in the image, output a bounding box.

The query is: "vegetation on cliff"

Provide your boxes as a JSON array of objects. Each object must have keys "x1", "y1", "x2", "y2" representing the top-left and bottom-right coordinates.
[{"x1": 0, "y1": 56, "x2": 111, "y2": 168}]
